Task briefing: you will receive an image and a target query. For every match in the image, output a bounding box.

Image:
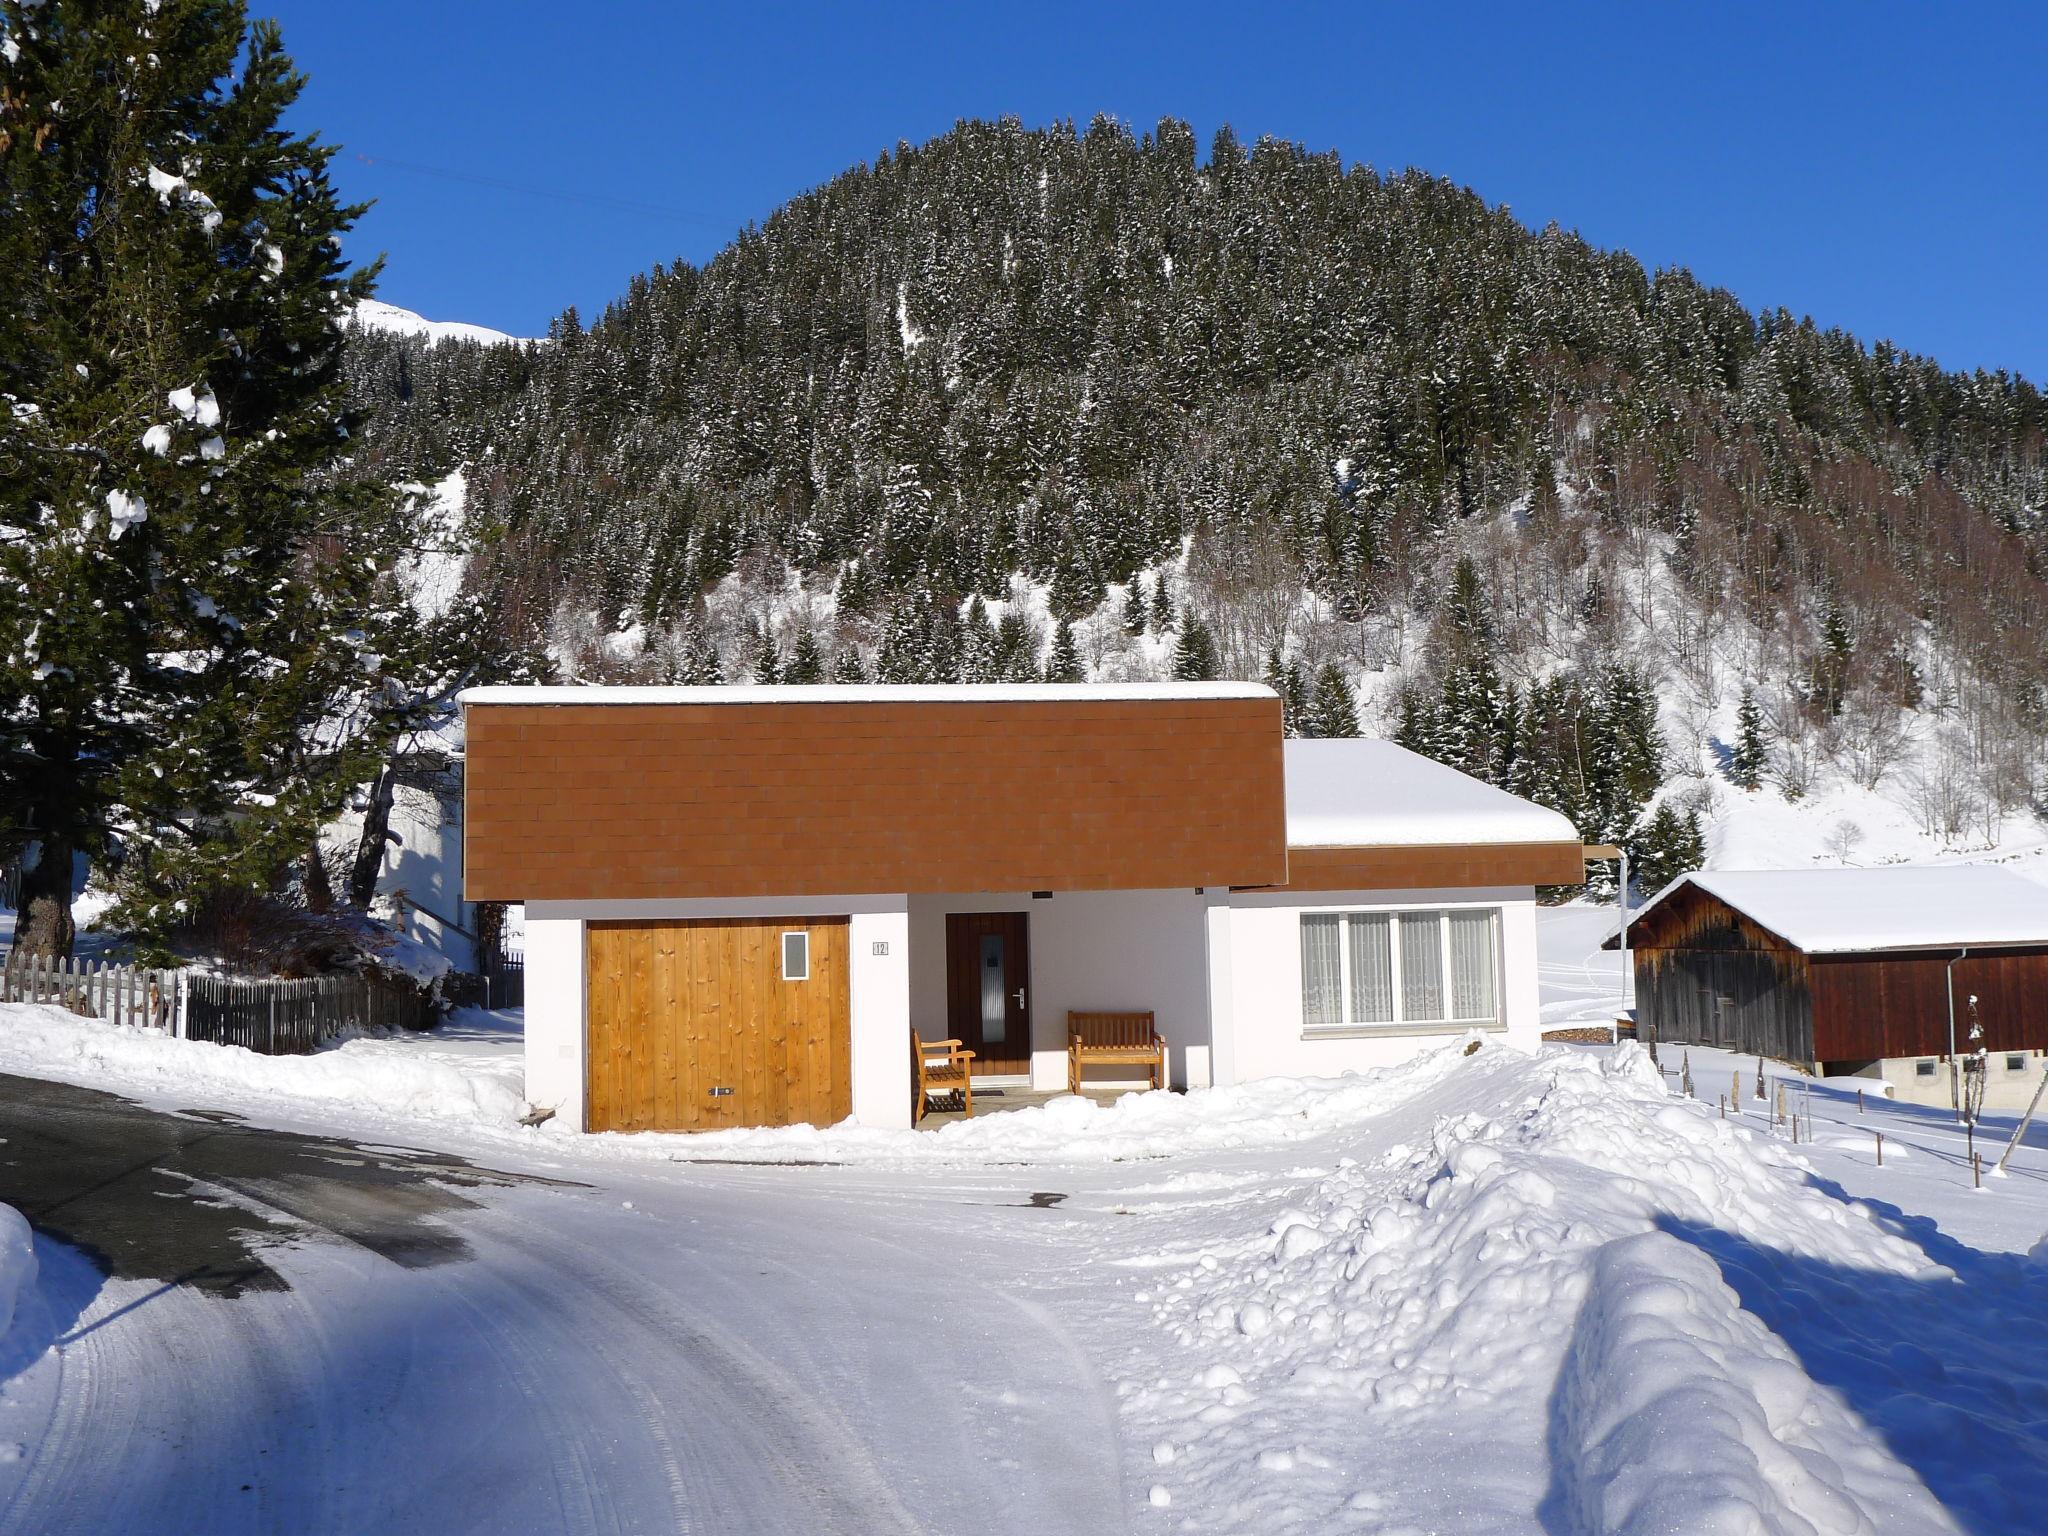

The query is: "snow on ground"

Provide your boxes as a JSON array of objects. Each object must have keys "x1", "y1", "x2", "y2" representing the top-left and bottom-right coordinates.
[
  {"x1": 2, "y1": 913, "x2": 2047, "y2": 1530},
  {"x1": 1107, "y1": 1043, "x2": 1966, "y2": 1534},
  {"x1": 392, "y1": 470, "x2": 471, "y2": 622},
  {"x1": 1538, "y1": 902, "x2": 1629, "y2": 1029},
  {"x1": 0, "y1": 1204, "x2": 32, "y2": 1345},
  {"x1": 0, "y1": 1004, "x2": 523, "y2": 1133}
]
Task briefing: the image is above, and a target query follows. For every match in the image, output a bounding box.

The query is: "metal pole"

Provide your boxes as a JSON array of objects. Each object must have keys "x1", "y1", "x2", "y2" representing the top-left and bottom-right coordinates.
[{"x1": 1618, "y1": 849, "x2": 1632, "y2": 1013}]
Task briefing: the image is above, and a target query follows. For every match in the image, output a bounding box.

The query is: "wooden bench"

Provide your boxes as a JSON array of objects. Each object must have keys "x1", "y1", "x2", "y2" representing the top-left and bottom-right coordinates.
[
  {"x1": 1068, "y1": 1011, "x2": 1165, "y2": 1095},
  {"x1": 912, "y1": 1030, "x2": 975, "y2": 1124}
]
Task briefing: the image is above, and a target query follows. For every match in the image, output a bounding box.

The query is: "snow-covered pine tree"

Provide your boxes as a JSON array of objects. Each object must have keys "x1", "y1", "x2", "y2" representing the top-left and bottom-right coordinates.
[
  {"x1": 675, "y1": 609, "x2": 723, "y2": 684},
  {"x1": 1306, "y1": 663, "x2": 1359, "y2": 738},
  {"x1": 1262, "y1": 647, "x2": 1300, "y2": 735},
  {"x1": 0, "y1": 2, "x2": 413, "y2": 956},
  {"x1": 1149, "y1": 577, "x2": 1176, "y2": 635},
  {"x1": 958, "y1": 595, "x2": 998, "y2": 681},
  {"x1": 783, "y1": 628, "x2": 825, "y2": 683},
  {"x1": 1583, "y1": 664, "x2": 1666, "y2": 844},
  {"x1": 1043, "y1": 621, "x2": 1083, "y2": 682},
  {"x1": 1730, "y1": 685, "x2": 1769, "y2": 790},
  {"x1": 1626, "y1": 802, "x2": 1705, "y2": 895},
  {"x1": 749, "y1": 624, "x2": 783, "y2": 684},
  {"x1": 1431, "y1": 655, "x2": 1511, "y2": 782},
  {"x1": 1119, "y1": 583, "x2": 1145, "y2": 637},
  {"x1": 1171, "y1": 615, "x2": 1219, "y2": 681},
  {"x1": 992, "y1": 611, "x2": 1035, "y2": 681},
  {"x1": 831, "y1": 646, "x2": 868, "y2": 684}
]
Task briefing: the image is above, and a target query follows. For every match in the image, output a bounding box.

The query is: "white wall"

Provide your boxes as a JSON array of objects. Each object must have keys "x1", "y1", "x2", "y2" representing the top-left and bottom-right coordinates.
[
  {"x1": 521, "y1": 894, "x2": 911, "y2": 1131},
  {"x1": 327, "y1": 771, "x2": 476, "y2": 970},
  {"x1": 1220, "y1": 886, "x2": 1542, "y2": 1084},
  {"x1": 522, "y1": 914, "x2": 588, "y2": 1129},
  {"x1": 907, "y1": 890, "x2": 1214, "y2": 1090}
]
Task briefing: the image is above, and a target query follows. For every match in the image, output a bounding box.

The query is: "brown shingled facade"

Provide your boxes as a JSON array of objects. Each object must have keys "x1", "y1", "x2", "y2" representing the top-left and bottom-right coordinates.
[{"x1": 463, "y1": 694, "x2": 1289, "y2": 901}]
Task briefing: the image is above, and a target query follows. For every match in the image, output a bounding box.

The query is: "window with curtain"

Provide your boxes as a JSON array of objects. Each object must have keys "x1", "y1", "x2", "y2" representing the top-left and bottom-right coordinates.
[
  {"x1": 1300, "y1": 914, "x2": 1344, "y2": 1027},
  {"x1": 1448, "y1": 909, "x2": 1499, "y2": 1020},
  {"x1": 1348, "y1": 913, "x2": 1394, "y2": 1023},
  {"x1": 1299, "y1": 908, "x2": 1503, "y2": 1030}
]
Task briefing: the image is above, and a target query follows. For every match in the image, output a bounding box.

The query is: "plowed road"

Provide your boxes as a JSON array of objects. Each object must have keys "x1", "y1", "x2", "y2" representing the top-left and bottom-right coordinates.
[{"x1": 0, "y1": 1077, "x2": 1128, "y2": 1534}]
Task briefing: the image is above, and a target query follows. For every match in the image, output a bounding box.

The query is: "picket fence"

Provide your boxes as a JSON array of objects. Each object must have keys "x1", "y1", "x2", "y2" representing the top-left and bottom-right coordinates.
[
  {"x1": 1, "y1": 951, "x2": 177, "y2": 1032},
  {"x1": 1, "y1": 952, "x2": 434, "y2": 1055}
]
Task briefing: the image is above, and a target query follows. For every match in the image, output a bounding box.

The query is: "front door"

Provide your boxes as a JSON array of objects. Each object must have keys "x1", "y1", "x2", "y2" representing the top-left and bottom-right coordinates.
[{"x1": 946, "y1": 912, "x2": 1031, "y2": 1077}]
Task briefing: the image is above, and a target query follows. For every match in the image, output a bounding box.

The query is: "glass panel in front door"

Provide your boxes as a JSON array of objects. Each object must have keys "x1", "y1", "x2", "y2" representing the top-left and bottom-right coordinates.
[{"x1": 979, "y1": 933, "x2": 1007, "y2": 1044}]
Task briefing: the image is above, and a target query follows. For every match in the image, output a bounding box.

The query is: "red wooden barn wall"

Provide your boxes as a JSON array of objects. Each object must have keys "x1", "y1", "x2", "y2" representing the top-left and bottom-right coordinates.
[{"x1": 1809, "y1": 949, "x2": 2048, "y2": 1061}]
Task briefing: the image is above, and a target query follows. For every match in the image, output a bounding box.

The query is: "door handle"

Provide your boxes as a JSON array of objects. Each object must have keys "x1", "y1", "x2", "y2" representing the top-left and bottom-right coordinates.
[{"x1": 1012, "y1": 987, "x2": 1026, "y2": 1010}]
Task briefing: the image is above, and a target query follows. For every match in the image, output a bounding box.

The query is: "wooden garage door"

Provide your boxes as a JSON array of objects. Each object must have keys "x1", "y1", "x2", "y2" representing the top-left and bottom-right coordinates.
[{"x1": 585, "y1": 918, "x2": 850, "y2": 1133}]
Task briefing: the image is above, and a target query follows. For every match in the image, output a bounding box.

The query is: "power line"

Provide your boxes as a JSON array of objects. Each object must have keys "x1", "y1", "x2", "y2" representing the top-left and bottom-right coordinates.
[{"x1": 352, "y1": 152, "x2": 733, "y2": 229}]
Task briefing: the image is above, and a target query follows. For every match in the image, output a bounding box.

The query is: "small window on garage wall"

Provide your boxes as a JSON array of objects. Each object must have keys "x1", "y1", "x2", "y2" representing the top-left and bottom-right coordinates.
[
  {"x1": 1915, "y1": 1060, "x2": 1937, "y2": 1078},
  {"x1": 781, "y1": 931, "x2": 810, "y2": 981},
  {"x1": 2008, "y1": 1054, "x2": 2028, "y2": 1073}
]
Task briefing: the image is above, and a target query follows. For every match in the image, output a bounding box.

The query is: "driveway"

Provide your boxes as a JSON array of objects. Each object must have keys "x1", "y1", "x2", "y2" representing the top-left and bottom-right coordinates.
[{"x1": 0, "y1": 1076, "x2": 1131, "y2": 1535}]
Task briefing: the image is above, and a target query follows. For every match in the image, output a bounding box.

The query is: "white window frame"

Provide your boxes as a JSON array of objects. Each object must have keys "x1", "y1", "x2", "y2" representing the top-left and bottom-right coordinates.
[
  {"x1": 1299, "y1": 905, "x2": 1504, "y2": 1036},
  {"x1": 780, "y1": 930, "x2": 810, "y2": 981}
]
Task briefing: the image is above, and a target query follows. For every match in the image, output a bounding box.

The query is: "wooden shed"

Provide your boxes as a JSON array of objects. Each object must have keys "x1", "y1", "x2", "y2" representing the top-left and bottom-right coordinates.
[{"x1": 1611, "y1": 868, "x2": 2048, "y2": 1075}]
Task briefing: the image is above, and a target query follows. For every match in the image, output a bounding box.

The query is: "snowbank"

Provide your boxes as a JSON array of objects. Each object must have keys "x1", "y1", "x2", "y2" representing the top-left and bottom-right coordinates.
[
  {"x1": 0, "y1": 1203, "x2": 33, "y2": 1347},
  {"x1": 1124, "y1": 1043, "x2": 1955, "y2": 1533},
  {"x1": 637, "y1": 1038, "x2": 1487, "y2": 1166},
  {"x1": 0, "y1": 1004, "x2": 522, "y2": 1130}
]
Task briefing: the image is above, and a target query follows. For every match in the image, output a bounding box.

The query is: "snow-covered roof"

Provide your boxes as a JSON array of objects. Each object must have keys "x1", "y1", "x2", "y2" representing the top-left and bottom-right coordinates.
[
  {"x1": 1622, "y1": 867, "x2": 2048, "y2": 953},
  {"x1": 1283, "y1": 738, "x2": 1580, "y2": 848},
  {"x1": 460, "y1": 682, "x2": 1277, "y2": 706}
]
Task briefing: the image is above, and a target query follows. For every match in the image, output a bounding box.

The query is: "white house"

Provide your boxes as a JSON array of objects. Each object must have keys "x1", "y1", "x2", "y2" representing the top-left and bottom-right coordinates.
[{"x1": 458, "y1": 684, "x2": 1586, "y2": 1132}]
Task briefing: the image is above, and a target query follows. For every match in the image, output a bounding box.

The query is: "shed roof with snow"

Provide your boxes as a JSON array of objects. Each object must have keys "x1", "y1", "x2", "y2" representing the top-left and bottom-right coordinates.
[{"x1": 1616, "y1": 866, "x2": 2048, "y2": 954}]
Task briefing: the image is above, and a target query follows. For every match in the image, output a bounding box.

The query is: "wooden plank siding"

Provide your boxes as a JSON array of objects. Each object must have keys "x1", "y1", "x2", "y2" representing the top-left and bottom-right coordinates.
[
  {"x1": 466, "y1": 694, "x2": 1287, "y2": 902},
  {"x1": 1627, "y1": 879, "x2": 2048, "y2": 1064},
  {"x1": 1258, "y1": 841, "x2": 1587, "y2": 892},
  {"x1": 1634, "y1": 947, "x2": 1815, "y2": 1063},
  {"x1": 585, "y1": 918, "x2": 850, "y2": 1133},
  {"x1": 1810, "y1": 949, "x2": 2048, "y2": 1060}
]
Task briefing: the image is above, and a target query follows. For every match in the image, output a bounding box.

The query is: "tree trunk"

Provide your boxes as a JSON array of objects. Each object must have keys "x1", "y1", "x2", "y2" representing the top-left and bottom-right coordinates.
[
  {"x1": 346, "y1": 764, "x2": 398, "y2": 909},
  {"x1": 11, "y1": 835, "x2": 75, "y2": 963},
  {"x1": 303, "y1": 835, "x2": 334, "y2": 913}
]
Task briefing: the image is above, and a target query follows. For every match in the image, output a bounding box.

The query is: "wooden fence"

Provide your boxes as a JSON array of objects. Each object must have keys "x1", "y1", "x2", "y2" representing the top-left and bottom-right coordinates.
[
  {"x1": 184, "y1": 972, "x2": 434, "y2": 1053},
  {"x1": 0, "y1": 951, "x2": 178, "y2": 1031},
  {"x1": 1, "y1": 952, "x2": 435, "y2": 1055},
  {"x1": 483, "y1": 951, "x2": 524, "y2": 1009}
]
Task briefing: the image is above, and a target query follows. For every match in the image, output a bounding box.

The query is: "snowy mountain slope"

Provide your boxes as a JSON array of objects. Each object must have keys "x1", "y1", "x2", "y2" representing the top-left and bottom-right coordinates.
[{"x1": 350, "y1": 298, "x2": 527, "y2": 348}]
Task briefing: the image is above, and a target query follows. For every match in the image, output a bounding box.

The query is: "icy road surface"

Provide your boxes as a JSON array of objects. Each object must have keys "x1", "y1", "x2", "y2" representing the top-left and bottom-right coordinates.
[{"x1": 0, "y1": 1075, "x2": 1129, "y2": 1535}]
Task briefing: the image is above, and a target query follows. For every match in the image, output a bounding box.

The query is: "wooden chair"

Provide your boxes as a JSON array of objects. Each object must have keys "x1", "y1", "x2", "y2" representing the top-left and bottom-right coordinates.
[
  {"x1": 912, "y1": 1030, "x2": 975, "y2": 1125},
  {"x1": 1067, "y1": 1011, "x2": 1165, "y2": 1095}
]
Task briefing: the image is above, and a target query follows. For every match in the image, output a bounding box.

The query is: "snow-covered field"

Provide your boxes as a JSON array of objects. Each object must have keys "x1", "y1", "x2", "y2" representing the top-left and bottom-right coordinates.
[{"x1": 0, "y1": 908, "x2": 2045, "y2": 1531}]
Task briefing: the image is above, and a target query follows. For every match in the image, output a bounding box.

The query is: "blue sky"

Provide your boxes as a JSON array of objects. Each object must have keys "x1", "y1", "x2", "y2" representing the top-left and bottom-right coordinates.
[{"x1": 275, "y1": 1, "x2": 2048, "y2": 379}]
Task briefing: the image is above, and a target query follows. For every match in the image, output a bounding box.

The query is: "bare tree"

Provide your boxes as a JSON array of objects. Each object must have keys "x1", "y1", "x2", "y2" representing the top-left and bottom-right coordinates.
[{"x1": 1823, "y1": 819, "x2": 1864, "y2": 865}]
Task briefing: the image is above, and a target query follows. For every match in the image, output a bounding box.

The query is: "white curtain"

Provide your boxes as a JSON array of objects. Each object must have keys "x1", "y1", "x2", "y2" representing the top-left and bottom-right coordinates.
[
  {"x1": 1348, "y1": 914, "x2": 1394, "y2": 1023},
  {"x1": 1400, "y1": 912, "x2": 1444, "y2": 1022},
  {"x1": 1448, "y1": 909, "x2": 1499, "y2": 1021},
  {"x1": 1301, "y1": 914, "x2": 1343, "y2": 1027}
]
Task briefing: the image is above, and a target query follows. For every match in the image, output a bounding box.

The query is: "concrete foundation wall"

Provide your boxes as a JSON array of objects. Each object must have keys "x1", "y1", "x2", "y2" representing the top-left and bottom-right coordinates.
[{"x1": 1853, "y1": 1050, "x2": 2048, "y2": 1112}]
